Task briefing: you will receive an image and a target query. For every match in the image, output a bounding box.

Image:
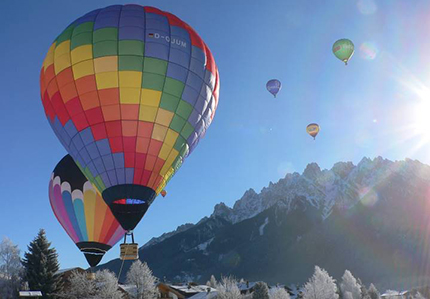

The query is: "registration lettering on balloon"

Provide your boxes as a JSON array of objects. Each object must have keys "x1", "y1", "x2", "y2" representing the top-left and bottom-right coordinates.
[
  {"x1": 148, "y1": 33, "x2": 187, "y2": 48},
  {"x1": 40, "y1": 5, "x2": 220, "y2": 233}
]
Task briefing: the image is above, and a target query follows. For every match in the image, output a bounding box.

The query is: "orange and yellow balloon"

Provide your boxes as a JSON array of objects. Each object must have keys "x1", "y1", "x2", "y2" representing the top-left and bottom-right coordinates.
[{"x1": 306, "y1": 123, "x2": 320, "y2": 140}]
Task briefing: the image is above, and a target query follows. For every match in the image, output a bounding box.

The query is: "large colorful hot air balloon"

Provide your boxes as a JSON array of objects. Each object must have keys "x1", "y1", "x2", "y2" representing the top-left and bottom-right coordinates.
[
  {"x1": 332, "y1": 39, "x2": 354, "y2": 65},
  {"x1": 266, "y1": 79, "x2": 281, "y2": 98},
  {"x1": 306, "y1": 123, "x2": 320, "y2": 140},
  {"x1": 40, "y1": 5, "x2": 220, "y2": 233},
  {"x1": 49, "y1": 155, "x2": 125, "y2": 267}
]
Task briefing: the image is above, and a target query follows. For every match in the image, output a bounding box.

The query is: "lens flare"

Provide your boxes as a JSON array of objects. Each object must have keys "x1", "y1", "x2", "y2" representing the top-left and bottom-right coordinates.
[
  {"x1": 359, "y1": 187, "x2": 379, "y2": 207},
  {"x1": 360, "y1": 42, "x2": 379, "y2": 60}
]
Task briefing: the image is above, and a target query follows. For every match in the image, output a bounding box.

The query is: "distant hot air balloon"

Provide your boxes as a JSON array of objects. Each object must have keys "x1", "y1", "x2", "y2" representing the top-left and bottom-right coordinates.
[
  {"x1": 306, "y1": 123, "x2": 320, "y2": 140},
  {"x1": 49, "y1": 155, "x2": 125, "y2": 267},
  {"x1": 40, "y1": 5, "x2": 220, "y2": 241},
  {"x1": 266, "y1": 79, "x2": 281, "y2": 98},
  {"x1": 161, "y1": 190, "x2": 167, "y2": 197},
  {"x1": 332, "y1": 39, "x2": 354, "y2": 65}
]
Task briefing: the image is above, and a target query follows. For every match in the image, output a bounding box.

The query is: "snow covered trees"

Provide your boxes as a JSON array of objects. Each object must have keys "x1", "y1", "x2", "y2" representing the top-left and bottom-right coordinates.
[
  {"x1": 339, "y1": 270, "x2": 361, "y2": 299},
  {"x1": 410, "y1": 292, "x2": 426, "y2": 299},
  {"x1": 302, "y1": 266, "x2": 339, "y2": 299},
  {"x1": 253, "y1": 282, "x2": 269, "y2": 299},
  {"x1": 0, "y1": 237, "x2": 23, "y2": 298},
  {"x1": 95, "y1": 269, "x2": 124, "y2": 299},
  {"x1": 126, "y1": 260, "x2": 158, "y2": 299},
  {"x1": 207, "y1": 275, "x2": 217, "y2": 288},
  {"x1": 367, "y1": 284, "x2": 380, "y2": 299},
  {"x1": 58, "y1": 269, "x2": 123, "y2": 299},
  {"x1": 22, "y1": 229, "x2": 62, "y2": 299},
  {"x1": 58, "y1": 270, "x2": 95, "y2": 299},
  {"x1": 269, "y1": 287, "x2": 290, "y2": 299},
  {"x1": 216, "y1": 276, "x2": 242, "y2": 299}
]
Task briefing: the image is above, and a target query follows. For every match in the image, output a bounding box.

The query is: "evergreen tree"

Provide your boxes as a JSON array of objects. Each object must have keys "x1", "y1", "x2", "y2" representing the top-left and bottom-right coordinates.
[
  {"x1": 210, "y1": 275, "x2": 217, "y2": 288},
  {"x1": 253, "y1": 282, "x2": 269, "y2": 299},
  {"x1": 340, "y1": 270, "x2": 361, "y2": 299},
  {"x1": 356, "y1": 279, "x2": 369, "y2": 299},
  {"x1": 22, "y1": 229, "x2": 62, "y2": 299},
  {"x1": 367, "y1": 284, "x2": 380, "y2": 299}
]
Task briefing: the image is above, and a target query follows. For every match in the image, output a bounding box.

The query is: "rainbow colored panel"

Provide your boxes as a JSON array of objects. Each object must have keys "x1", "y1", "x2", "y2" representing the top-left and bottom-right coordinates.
[
  {"x1": 40, "y1": 5, "x2": 220, "y2": 196},
  {"x1": 49, "y1": 156, "x2": 125, "y2": 248}
]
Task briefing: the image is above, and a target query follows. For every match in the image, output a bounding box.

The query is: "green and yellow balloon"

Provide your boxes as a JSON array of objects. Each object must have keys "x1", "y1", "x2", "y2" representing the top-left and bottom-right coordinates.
[{"x1": 332, "y1": 39, "x2": 354, "y2": 65}]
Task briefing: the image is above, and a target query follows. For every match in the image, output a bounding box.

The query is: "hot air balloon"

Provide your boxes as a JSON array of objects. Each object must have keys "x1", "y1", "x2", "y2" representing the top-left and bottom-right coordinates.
[
  {"x1": 306, "y1": 123, "x2": 320, "y2": 140},
  {"x1": 40, "y1": 5, "x2": 220, "y2": 245},
  {"x1": 266, "y1": 79, "x2": 281, "y2": 98},
  {"x1": 161, "y1": 190, "x2": 167, "y2": 197},
  {"x1": 332, "y1": 39, "x2": 354, "y2": 65},
  {"x1": 49, "y1": 155, "x2": 125, "y2": 267}
]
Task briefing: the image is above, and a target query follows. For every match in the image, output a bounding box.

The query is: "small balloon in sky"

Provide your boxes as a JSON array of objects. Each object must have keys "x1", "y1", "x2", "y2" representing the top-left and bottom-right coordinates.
[
  {"x1": 360, "y1": 42, "x2": 379, "y2": 60},
  {"x1": 306, "y1": 123, "x2": 320, "y2": 140},
  {"x1": 333, "y1": 39, "x2": 355, "y2": 65},
  {"x1": 357, "y1": 0, "x2": 378, "y2": 15},
  {"x1": 266, "y1": 79, "x2": 282, "y2": 97}
]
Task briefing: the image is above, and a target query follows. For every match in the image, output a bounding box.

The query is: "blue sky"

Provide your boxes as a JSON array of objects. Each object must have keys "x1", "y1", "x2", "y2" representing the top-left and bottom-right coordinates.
[{"x1": 2, "y1": 0, "x2": 430, "y2": 269}]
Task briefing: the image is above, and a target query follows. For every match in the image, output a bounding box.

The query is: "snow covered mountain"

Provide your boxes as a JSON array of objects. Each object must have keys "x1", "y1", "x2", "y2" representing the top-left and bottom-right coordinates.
[
  {"x1": 210, "y1": 156, "x2": 430, "y2": 223},
  {"x1": 99, "y1": 157, "x2": 430, "y2": 290}
]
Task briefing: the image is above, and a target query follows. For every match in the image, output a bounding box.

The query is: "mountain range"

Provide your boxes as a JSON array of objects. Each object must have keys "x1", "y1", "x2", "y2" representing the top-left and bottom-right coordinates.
[{"x1": 98, "y1": 157, "x2": 430, "y2": 291}]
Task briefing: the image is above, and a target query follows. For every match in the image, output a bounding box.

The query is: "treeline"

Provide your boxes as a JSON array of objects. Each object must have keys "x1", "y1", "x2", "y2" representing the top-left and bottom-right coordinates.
[{"x1": 1, "y1": 229, "x2": 428, "y2": 299}]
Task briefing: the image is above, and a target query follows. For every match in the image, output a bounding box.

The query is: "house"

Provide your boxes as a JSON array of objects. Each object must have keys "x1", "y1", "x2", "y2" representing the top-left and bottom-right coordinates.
[
  {"x1": 380, "y1": 290, "x2": 408, "y2": 298},
  {"x1": 237, "y1": 281, "x2": 258, "y2": 295},
  {"x1": 237, "y1": 281, "x2": 294, "y2": 297},
  {"x1": 55, "y1": 267, "x2": 87, "y2": 289},
  {"x1": 169, "y1": 283, "x2": 216, "y2": 298},
  {"x1": 119, "y1": 282, "x2": 215, "y2": 299},
  {"x1": 158, "y1": 283, "x2": 187, "y2": 299}
]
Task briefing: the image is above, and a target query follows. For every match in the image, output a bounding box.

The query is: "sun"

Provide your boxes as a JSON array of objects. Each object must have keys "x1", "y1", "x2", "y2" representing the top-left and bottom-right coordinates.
[{"x1": 412, "y1": 98, "x2": 430, "y2": 142}]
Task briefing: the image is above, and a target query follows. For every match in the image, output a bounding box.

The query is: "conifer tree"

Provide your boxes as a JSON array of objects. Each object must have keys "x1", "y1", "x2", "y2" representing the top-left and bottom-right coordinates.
[
  {"x1": 253, "y1": 282, "x2": 270, "y2": 299},
  {"x1": 367, "y1": 284, "x2": 380, "y2": 299},
  {"x1": 22, "y1": 229, "x2": 62, "y2": 299}
]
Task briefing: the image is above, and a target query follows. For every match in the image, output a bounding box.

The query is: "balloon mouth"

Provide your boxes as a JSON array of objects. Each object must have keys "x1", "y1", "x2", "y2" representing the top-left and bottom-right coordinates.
[
  {"x1": 76, "y1": 242, "x2": 111, "y2": 267},
  {"x1": 113, "y1": 199, "x2": 146, "y2": 205},
  {"x1": 102, "y1": 184, "x2": 156, "y2": 231}
]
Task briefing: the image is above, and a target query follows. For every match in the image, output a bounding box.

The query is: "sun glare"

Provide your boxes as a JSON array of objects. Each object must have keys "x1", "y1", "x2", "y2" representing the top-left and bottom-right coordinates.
[{"x1": 413, "y1": 98, "x2": 430, "y2": 142}]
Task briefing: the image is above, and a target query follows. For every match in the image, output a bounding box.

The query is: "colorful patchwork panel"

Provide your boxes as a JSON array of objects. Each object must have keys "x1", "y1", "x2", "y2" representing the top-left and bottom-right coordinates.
[{"x1": 40, "y1": 5, "x2": 220, "y2": 197}]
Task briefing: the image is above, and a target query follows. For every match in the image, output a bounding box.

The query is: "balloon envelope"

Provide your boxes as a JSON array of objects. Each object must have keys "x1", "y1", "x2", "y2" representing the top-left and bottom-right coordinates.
[
  {"x1": 266, "y1": 79, "x2": 281, "y2": 97},
  {"x1": 332, "y1": 39, "x2": 354, "y2": 65},
  {"x1": 161, "y1": 190, "x2": 167, "y2": 197},
  {"x1": 306, "y1": 123, "x2": 320, "y2": 139},
  {"x1": 40, "y1": 5, "x2": 220, "y2": 231},
  {"x1": 49, "y1": 155, "x2": 125, "y2": 267}
]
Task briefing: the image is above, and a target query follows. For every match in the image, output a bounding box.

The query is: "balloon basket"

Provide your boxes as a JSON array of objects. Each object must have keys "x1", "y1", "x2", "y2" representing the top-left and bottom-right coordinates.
[
  {"x1": 120, "y1": 232, "x2": 139, "y2": 260},
  {"x1": 86, "y1": 272, "x2": 96, "y2": 280}
]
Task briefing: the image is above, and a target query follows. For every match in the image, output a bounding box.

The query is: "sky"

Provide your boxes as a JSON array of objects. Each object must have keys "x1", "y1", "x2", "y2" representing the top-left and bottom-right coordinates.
[{"x1": 2, "y1": 0, "x2": 430, "y2": 270}]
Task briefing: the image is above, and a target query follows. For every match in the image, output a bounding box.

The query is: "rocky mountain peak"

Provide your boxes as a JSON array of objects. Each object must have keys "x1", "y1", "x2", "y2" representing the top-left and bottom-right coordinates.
[
  {"x1": 331, "y1": 161, "x2": 354, "y2": 179},
  {"x1": 212, "y1": 202, "x2": 234, "y2": 221},
  {"x1": 303, "y1": 162, "x2": 322, "y2": 180}
]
